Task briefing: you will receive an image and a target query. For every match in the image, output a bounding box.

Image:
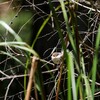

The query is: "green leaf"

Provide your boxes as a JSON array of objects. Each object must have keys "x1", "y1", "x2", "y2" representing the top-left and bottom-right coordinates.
[{"x1": 0, "y1": 21, "x2": 22, "y2": 42}]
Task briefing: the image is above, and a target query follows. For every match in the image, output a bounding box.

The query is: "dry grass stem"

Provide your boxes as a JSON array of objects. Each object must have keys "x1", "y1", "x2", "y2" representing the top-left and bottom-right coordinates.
[
  {"x1": 25, "y1": 56, "x2": 39, "y2": 100},
  {"x1": 55, "y1": 62, "x2": 64, "y2": 100}
]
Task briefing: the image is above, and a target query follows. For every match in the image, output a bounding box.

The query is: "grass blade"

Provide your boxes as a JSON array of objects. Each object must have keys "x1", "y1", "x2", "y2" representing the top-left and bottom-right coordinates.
[
  {"x1": 68, "y1": 52, "x2": 77, "y2": 100},
  {"x1": 0, "y1": 21, "x2": 22, "y2": 42},
  {"x1": 0, "y1": 51, "x2": 25, "y2": 67},
  {"x1": 92, "y1": 25, "x2": 100, "y2": 99}
]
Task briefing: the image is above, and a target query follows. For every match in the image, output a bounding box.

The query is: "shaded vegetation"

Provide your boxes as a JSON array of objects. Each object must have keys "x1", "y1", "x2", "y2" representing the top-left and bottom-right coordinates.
[{"x1": 0, "y1": 0, "x2": 100, "y2": 100}]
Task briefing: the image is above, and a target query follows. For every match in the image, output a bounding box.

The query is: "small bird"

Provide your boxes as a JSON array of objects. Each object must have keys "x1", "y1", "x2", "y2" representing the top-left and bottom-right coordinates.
[
  {"x1": 51, "y1": 51, "x2": 64, "y2": 64},
  {"x1": 51, "y1": 34, "x2": 69, "y2": 64}
]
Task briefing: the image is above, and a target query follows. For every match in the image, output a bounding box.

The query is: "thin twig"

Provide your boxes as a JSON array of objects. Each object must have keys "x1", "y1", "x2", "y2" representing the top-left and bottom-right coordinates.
[
  {"x1": 71, "y1": 0, "x2": 100, "y2": 13},
  {"x1": 0, "y1": 74, "x2": 29, "y2": 81},
  {"x1": 0, "y1": 70, "x2": 10, "y2": 78},
  {"x1": 4, "y1": 78, "x2": 14, "y2": 100}
]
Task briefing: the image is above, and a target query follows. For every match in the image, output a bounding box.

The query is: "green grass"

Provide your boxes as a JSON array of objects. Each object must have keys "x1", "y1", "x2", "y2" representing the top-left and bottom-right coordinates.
[{"x1": 0, "y1": 0, "x2": 100, "y2": 100}]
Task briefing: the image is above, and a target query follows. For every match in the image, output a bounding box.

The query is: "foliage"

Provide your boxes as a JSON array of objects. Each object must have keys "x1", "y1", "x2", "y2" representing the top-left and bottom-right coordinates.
[{"x1": 0, "y1": 0, "x2": 100, "y2": 100}]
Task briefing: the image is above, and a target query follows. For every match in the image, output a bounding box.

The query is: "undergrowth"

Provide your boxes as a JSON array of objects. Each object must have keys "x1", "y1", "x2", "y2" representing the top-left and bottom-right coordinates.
[{"x1": 0, "y1": 0, "x2": 100, "y2": 100}]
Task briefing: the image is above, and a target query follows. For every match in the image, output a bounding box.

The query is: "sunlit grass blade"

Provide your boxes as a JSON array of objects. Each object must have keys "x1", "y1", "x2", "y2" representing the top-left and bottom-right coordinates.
[
  {"x1": 92, "y1": 25, "x2": 100, "y2": 99},
  {"x1": 80, "y1": 48, "x2": 93, "y2": 99},
  {"x1": 68, "y1": 52, "x2": 77, "y2": 100},
  {"x1": 0, "y1": 41, "x2": 26, "y2": 46},
  {"x1": 0, "y1": 42, "x2": 38, "y2": 57},
  {"x1": 12, "y1": 45, "x2": 38, "y2": 56},
  {"x1": 82, "y1": 75, "x2": 93, "y2": 100},
  {"x1": 0, "y1": 21, "x2": 22, "y2": 42},
  {"x1": 76, "y1": 75, "x2": 81, "y2": 99},
  {"x1": 67, "y1": 52, "x2": 72, "y2": 100}
]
